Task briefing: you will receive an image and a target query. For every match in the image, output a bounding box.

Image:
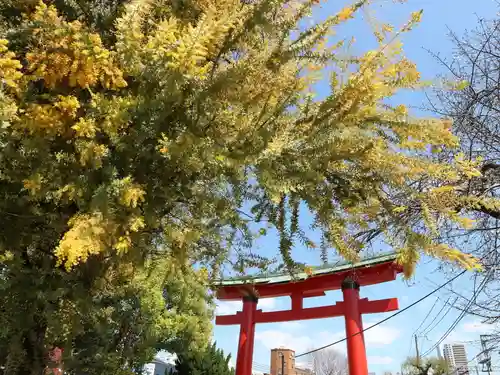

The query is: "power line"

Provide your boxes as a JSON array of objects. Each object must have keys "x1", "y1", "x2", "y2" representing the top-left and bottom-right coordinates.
[
  {"x1": 295, "y1": 269, "x2": 468, "y2": 358},
  {"x1": 421, "y1": 296, "x2": 479, "y2": 356},
  {"x1": 407, "y1": 296, "x2": 444, "y2": 357},
  {"x1": 405, "y1": 344, "x2": 495, "y2": 375},
  {"x1": 421, "y1": 270, "x2": 492, "y2": 357},
  {"x1": 413, "y1": 296, "x2": 440, "y2": 336},
  {"x1": 419, "y1": 296, "x2": 456, "y2": 337},
  {"x1": 425, "y1": 276, "x2": 500, "y2": 315},
  {"x1": 457, "y1": 349, "x2": 491, "y2": 375},
  {"x1": 420, "y1": 252, "x2": 498, "y2": 351},
  {"x1": 424, "y1": 269, "x2": 493, "y2": 355},
  {"x1": 420, "y1": 349, "x2": 490, "y2": 375}
]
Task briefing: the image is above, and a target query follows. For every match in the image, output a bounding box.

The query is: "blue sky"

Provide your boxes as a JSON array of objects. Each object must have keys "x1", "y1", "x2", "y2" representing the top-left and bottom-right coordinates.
[{"x1": 213, "y1": 0, "x2": 500, "y2": 374}]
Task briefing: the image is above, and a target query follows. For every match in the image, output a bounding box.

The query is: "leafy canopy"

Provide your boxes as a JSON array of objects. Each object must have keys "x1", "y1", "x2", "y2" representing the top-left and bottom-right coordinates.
[
  {"x1": 0, "y1": 0, "x2": 490, "y2": 372},
  {"x1": 403, "y1": 356, "x2": 449, "y2": 375},
  {"x1": 0, "y1": 0, "x2": 484, "y2": 277}
]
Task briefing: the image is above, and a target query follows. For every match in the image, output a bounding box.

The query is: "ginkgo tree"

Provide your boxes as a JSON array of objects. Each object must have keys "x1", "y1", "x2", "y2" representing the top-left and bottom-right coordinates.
[{"x1": 0, "y1": 0, "x2": 490, "y2": 373}]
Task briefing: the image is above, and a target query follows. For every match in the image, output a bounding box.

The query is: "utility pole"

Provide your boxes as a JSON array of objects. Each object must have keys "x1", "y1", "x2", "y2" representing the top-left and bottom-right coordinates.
[
  {"x1": 415, "y1": 335, "x2": 420, "y2": 367},
  {"x1": 479, "y1": 335, "x2": 492, "y2": 375}
]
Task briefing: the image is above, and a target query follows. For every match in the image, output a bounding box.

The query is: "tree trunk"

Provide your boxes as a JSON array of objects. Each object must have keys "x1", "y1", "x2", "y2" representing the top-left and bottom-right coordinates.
[{"x1": 24, "y1": 315, "x2": 48, "y2": 375}]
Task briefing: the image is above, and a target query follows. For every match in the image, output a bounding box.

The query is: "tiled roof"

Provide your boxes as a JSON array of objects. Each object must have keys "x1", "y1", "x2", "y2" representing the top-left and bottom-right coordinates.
[{"x1": 215, "y1": 252, "x2": 397, "y2": 287}]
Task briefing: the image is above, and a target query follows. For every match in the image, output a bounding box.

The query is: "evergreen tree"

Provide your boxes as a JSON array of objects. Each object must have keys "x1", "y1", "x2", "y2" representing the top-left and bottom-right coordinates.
[
  {"x1": 0, "y1": 0, "x2": 491, "y2": 373},
  {"x1": 173, "y1": 343, "x2": 234, "y2": 375}
]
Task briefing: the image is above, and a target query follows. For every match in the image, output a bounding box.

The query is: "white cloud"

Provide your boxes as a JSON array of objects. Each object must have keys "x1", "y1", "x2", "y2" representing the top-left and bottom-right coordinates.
[
  {"x1": 216, "y1": 301, "x2": 241, "y2": 315},
  {"x1": 216, "y1": 298, "x2": 278, "y2": 315},
  {"x1": 462, "y1": 320, "x2": 498, "y2": 334},
  {"x1": 259, "y1": 298, "x2": 277, "y2": 310},
  {"x1": 256, "y1": 330, "x2": 310, "y2": 353},
  {"x1": 368, "y1": 356, "x2": 394, "y2": 365},
  {"x1": 254, "y1": 321, "x2": 400, "y2": 358},
  {"x1": 364, "y1": 323, "x2": 401, "y2": 346},
  {"x1": 442, "y1": 330, "x2": 466, "y2": 344},
  {"x1": 438, "y1": 320, "x2": 499, "y2": 345},
  {"x1": 278, "y1": 321, "x2": 303, "y2": 331},
  {"x1": 296, "y1": 361, "x2": 313, "y2": 370},
  {"x1": 255, "y1": 329, "x2": 343, "y2": 355}
]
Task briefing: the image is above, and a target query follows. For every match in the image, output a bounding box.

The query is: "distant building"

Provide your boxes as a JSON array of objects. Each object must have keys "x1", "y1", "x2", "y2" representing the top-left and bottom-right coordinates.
[
  {"x1": 269, "y1": 348, "x2": 314, "y2": 375},
  {"x1": 143, "y1": 354, "x2": 176, "y2": 375},
  {"x1": 443, "y1": 344, "x2": 469, "y2": 375}
]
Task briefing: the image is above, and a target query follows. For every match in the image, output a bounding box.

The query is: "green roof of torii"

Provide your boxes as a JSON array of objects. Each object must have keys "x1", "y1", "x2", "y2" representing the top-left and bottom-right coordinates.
[{"x1": 216, "y1": 251, "x2": 398, "y2": 287}]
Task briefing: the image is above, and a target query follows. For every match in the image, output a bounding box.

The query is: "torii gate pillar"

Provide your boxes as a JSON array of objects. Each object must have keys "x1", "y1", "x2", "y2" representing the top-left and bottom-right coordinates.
[
  {"x1": 235, "y1": 295, "x2": 258, "y2": 375},
  {"x1": 342, "y1": 277, "x2": 368, "y2": 375},
  {"x1": 215, "y1": 255, "x2": 402, "y2": 375},
  {"x1": 229, "y1": 278, "x2": 375, "y2": 375}
]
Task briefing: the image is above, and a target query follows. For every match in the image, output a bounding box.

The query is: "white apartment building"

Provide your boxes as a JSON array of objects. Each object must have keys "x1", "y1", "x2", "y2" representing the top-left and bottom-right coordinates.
[{"x1": 443, "y1": 344, "x2": 469, "y2": 375}]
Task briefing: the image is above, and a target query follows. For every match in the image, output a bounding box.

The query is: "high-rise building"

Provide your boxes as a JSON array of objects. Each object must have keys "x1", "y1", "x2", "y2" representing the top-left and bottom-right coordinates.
[{"x1": 443, "y1": 344, "x2": 469, "y2": 375}]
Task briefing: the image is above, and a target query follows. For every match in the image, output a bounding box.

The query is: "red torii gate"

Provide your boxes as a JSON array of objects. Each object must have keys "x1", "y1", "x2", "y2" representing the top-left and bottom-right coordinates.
[{"x1": 215, "y1": 253, "x2": 403, "y2": 375}]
